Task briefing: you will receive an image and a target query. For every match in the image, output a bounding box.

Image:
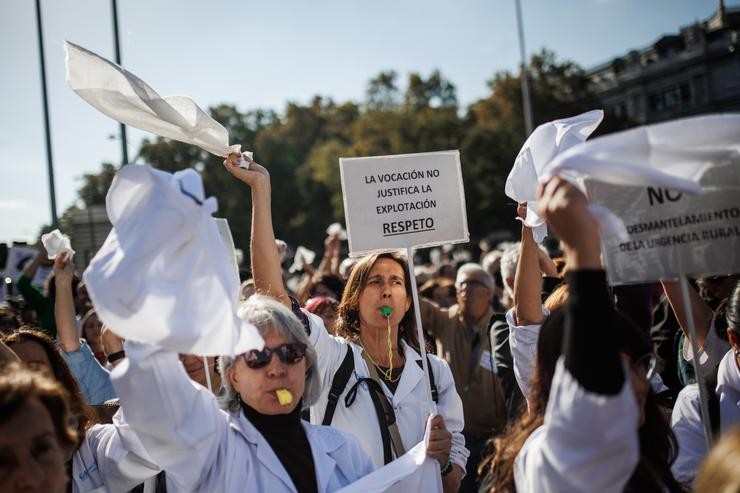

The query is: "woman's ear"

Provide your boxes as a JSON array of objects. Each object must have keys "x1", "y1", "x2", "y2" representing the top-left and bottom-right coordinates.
[{"x1": 227, "y1": 367, "x2": 239, "y2": 388}]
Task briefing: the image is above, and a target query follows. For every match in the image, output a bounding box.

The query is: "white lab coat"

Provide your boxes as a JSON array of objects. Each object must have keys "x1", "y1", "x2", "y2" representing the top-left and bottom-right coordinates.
[
  {"x1": 671, "y1": 349, "x2": 740, "y2": 486},
  {"x1": 303, "y1": 310, "x2": 469, "y2": 471},
  {"x1": 111, "y1": 341, "x2": 374, "y2": 493},
  {"x1": 506, "y1": 307, "x2": 548, "y2": 402},
  {"x1": 514, "y1": 359, "x2": 640, "y2": 493},
  {"x1": 70, "y1": 410, "x2": 161, "y2": 492}
]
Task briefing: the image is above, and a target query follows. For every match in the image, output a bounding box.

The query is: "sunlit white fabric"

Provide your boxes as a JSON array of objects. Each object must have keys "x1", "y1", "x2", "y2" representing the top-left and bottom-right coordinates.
[{"x1": 84, "y1": 164, "x2": 262, "y2": 356}]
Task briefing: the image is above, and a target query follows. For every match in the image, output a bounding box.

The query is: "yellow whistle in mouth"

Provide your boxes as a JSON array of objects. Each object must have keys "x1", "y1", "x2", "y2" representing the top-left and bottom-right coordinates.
[{"x1": 275, "y1": 388, "x2": 293, "y2": 406}]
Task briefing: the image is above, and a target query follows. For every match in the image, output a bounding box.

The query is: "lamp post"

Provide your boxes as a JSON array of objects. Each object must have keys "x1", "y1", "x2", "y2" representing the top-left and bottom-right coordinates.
[
  {"x1": 111, "y1": 0, "x2": 129, "y2": 165},
  {"x1": 34, "y1": 0, "x2": 58, "y2": 228},
  {"x1": 514, "y1": 0, "x2": 534, "y2": 136}
]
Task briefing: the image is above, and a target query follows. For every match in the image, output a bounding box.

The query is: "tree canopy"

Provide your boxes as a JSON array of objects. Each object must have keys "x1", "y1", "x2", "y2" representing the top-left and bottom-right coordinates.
[{"x1": 62, "y1": 50, "x2": 632, "y2": 258}]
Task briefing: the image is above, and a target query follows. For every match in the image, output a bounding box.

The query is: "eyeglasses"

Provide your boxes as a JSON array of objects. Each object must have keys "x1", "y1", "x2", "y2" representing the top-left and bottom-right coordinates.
[
  {"x1": 456, "y1": 279, "x2": 487, "y2": 290},
  {"x1": 242, "y1": 342, "x2": 308, "y2": 369}
]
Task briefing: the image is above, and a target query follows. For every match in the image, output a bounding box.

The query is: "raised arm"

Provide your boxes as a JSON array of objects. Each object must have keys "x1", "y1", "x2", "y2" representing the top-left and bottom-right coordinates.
[
  {"x1": 660, "y1": 280, "x2": 714, "y2": 349},
  {"x1": 223, "y1": 153, "x2": 290, "y2": 308},
  {"x1": 54, "y1": 252, "x2": 80, "y2": 352},
  {"x1": 538, "y1": 177, "x2": 623, "y2": 394},
  {"x1": 514, "y1": 203, "x2": 546, "y2": 325}
]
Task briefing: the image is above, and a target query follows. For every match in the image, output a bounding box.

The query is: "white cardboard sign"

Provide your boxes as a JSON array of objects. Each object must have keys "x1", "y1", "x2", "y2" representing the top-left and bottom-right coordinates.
[
  {"x1": 339, "y1": 151, "x2": 469, "y2": 256},
  {"x1": 585, "y1": 163, "x2": 740, "y2": 285}
]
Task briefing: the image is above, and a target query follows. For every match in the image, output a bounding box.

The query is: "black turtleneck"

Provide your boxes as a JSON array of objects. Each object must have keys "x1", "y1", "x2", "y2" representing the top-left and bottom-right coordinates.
[{"x1": 241, "y1": 400, "x2": 318, "y2": 493}]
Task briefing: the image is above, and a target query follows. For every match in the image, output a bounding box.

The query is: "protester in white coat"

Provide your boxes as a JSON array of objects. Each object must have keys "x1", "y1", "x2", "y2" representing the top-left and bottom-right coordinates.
[
  {"x1": 480, "y1": 178, "x2": 684, "y2": 493},
  {"x1": 224, "y1": 153, "x2": 468, "y2": 493},
  {"x1": 671, "y1": 279, "x2": 740, "y2": 487},
  {"x1": 110, "y1": 294, "x2": 374, "y2": 492}
]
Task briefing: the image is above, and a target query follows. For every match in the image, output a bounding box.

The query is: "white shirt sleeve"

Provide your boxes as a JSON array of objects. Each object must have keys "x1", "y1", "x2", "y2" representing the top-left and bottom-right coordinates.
[
  {"x1": 506, "y1": 306, "x2": 549, "y2": 401},
  {"x1": 514, "y1": 359, "x2": 639, "y2": 493},
  {"x1": 681, "y1": 316, "x2": 731, "y2": 378},
  {"x1": 670, "y1": 384, "x2": 706, "y2": 487},
  {"x1": 110, "y1": 341, "x2": 229, "y2": 490}
]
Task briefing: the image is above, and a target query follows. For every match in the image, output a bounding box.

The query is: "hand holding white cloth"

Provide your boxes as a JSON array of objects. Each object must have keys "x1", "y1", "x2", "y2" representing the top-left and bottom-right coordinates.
[
  {"x1": 83, "y1": 164, "x2": 262, "y2": 356},
  {"x1": 65, "y1": 41, "x2": 249, "y2": 163},
  {"x1": 41, "y1": 229, "x2": 75, "y2": 260},
  {"x1": 337, "y1": 417, "x2": 442, "y2": 493},
  {"x1": 505, "y1": 110, "x2": 604, "y2": 243}
]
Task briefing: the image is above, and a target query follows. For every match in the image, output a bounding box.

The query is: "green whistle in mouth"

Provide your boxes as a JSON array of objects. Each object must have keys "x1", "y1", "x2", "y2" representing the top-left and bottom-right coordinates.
[{"x1": 380, "y1": 306, "x2": 392, "y2": 317}]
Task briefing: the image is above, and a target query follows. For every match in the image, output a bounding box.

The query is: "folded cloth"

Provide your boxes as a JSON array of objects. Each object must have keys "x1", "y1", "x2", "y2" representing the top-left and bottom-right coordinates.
[
  {"x1": 65, "y1": 41, "x2": 247, "y2": 161},
  {"x1": 505, "y1": 110, "x2": 604, "y2": 243},
  {"x1": 84, "y1": 164, "x2": 262, "y2": 356}
]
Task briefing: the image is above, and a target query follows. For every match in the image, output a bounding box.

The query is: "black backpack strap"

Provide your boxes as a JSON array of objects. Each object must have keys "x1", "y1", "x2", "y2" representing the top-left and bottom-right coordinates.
[
  {"x1": 415, "y1": 357, "x2": 439, "y2": 403},
  {"x1": 322, "y1": 345, "x2": 355, "y2": 426},
  {"x1": 345, "y1": 377, "x2": 396, "y2": 464}
]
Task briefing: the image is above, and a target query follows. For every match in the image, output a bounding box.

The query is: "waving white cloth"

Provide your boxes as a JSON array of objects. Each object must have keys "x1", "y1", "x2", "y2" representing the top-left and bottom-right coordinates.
[
  {"x1": 544, "y1": 113, "x2": 740, "y2": 192},
  {"x1": 65, "y1": 41, "x2": 245, "y2": 160},
  {"x1": 505, "y1": 110, "x2": 604, "y2": 243},
  {"x1": 83, "y1": 164, "x2": 263, "y2": 356},
  {"x1": 41, "y1": 229, "x2": 75, "y2": 260}
]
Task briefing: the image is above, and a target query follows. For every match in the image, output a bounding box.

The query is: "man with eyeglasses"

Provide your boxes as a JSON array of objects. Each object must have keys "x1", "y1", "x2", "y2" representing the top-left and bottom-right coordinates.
[{"x1": 420, "y1": 263, "x2": 507, "y2": 493}]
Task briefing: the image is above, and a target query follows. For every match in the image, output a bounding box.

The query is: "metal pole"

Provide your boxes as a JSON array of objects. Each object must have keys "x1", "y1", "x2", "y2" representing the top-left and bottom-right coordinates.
[
  {"x1": 514, "y1": 0, "x2": 534, "y2": 136},
  {"x1": 34, "y1": 0, "x2": 58, "y2": 228},
  {"x1": 111, "y1": 0, "x2": 129, "y2": 165}
]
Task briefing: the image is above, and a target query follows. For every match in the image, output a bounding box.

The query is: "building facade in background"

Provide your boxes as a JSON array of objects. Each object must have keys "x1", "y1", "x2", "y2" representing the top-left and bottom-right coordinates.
[{"x1": 587, "y1": 2, "x2": 740, "y2": 124}]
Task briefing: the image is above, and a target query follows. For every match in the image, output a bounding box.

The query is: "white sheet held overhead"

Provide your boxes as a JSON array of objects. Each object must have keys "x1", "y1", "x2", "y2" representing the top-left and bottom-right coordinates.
[
  {"x1": 83, "y1": 164, "x2": 263, "y2": 356},
  {"x1": 544, "y1": 113, "x2": 740, "y2": 193},
  {"x1": 64, "y1": 41, "x2": 248, "y2": 163},
  {"x1": 505, "y1": 110, "x2": 604, "y2": 243}
]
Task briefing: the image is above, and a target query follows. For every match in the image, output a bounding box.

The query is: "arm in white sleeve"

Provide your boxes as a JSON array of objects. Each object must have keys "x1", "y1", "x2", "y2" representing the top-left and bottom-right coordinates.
[
  {"x1": 110, "y1": 341, "x2": 228, "y2": 490},
  {"x1": 506, "y1": 306, "x2": 548, "y2": 401}
]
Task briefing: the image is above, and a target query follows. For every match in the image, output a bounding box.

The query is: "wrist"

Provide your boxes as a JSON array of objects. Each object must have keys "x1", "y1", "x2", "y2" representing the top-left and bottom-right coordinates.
[{"x1": 440, "y1": 459, "x2": 453, "y2": 476}]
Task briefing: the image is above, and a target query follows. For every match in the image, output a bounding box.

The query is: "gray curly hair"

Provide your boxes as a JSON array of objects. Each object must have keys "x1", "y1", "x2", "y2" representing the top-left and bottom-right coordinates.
[{"x1": 219, "y1": 294, "x2": 320, "y2": 413}]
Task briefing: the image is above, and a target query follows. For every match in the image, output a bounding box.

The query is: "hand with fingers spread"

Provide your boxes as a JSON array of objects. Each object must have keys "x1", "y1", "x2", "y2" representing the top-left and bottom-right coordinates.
[{"x1": 538, "y1": 177, "x2": 601, "y2": 270}]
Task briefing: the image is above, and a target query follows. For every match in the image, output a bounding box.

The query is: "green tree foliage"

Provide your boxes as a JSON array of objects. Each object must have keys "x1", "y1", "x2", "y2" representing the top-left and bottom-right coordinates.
[{"x1": 64, "y1": 51, "x2": 630, "y2": 257}]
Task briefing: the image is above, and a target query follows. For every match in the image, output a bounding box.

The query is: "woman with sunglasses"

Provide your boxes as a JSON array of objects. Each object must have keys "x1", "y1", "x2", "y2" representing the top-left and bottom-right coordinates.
[
  {"x1": 480, "y1": 178, "x2": 683, "y2": 492},
  {"x1": 224, "y1": 154, "x2": 467, "y2": 493},
  {"x1": 108, "y1": 292, "x2": 373, "y2": 492}
]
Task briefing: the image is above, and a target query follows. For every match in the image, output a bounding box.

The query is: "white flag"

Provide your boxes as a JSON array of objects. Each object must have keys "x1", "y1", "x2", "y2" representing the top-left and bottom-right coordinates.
[{"x1": 65, "y1": 41, "x2": 244, "y2": 159}]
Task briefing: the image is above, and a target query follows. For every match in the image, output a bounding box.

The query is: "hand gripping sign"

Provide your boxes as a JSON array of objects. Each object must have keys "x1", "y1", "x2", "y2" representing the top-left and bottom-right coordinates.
[{"x1": 340, "y1": 150, "x2": 469, "y2": 414}]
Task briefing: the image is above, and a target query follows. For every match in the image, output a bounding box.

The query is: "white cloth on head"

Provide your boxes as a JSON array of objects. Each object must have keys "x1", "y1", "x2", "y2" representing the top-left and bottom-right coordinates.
[
  {"x1": 65, "y1": 41, "x2": 244, "y2": 159},
  {"x1": 505, "y1": 110, "x2": 604, "y2": 243},
  {"x1": 514, "y1": 358, "x2": 639, "y2": 493},
  {"x1": 83, "y1": 164, "x2": 262, "y2": 356}
]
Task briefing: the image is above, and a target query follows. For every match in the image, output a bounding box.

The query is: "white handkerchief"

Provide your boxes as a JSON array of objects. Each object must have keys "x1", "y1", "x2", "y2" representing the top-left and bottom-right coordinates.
[
  {"x1": 505, "y1": 110, "x2": 604, "y2": 243},
  {"x1": 41, "y1": 229, "x2": 75, "y2": 260},
  {"x1": 65, "y1": 41, "x2": 245, "y2": 159},
  {"x1": 84, "y1": 164, "x2": 263, "y2": 356}
]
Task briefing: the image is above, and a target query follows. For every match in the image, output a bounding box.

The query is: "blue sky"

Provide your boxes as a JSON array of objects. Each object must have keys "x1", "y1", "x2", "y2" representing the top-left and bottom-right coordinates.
[{"x1": 0, "y1": 0, "x2": 730, "y2": 243}]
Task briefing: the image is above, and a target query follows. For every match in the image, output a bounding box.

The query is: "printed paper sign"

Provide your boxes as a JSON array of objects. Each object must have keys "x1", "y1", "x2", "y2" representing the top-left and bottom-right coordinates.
[
  {"x1": 585, "y1": 163, "x2": 740, "y2": 285},
  {"x1": 340, "y1": 151, "x2": 469, "y2": 256}
]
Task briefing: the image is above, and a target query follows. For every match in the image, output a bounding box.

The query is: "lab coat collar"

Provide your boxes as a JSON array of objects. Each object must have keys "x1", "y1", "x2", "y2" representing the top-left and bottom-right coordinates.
[
  {"x1": 392, "y1": 341, "x2": 425, "y2": 405},
  {"x1": 228, "y1": 410, "x2": 343, "y2": 493}
]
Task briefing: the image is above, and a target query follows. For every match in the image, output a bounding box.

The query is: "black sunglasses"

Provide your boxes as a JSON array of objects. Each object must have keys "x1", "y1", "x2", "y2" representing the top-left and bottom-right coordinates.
[{"x1": 242, "y1": 342, "x2": 308, "y2": 369}]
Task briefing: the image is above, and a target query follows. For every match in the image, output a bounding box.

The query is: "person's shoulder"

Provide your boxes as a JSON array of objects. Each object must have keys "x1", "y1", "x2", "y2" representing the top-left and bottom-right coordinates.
[
  {"x1": 673, "y1": 383, "x2": 701, "y2": 418},
  {"x1": 306, "y1": 421, "x2": 365, "y2": 454}
]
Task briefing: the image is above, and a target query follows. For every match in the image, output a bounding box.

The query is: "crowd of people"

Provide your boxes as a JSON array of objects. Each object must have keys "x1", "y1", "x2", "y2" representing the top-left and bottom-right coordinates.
[{"x1": 0, "y1": 152, "x2": 738, "y2": 492}]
